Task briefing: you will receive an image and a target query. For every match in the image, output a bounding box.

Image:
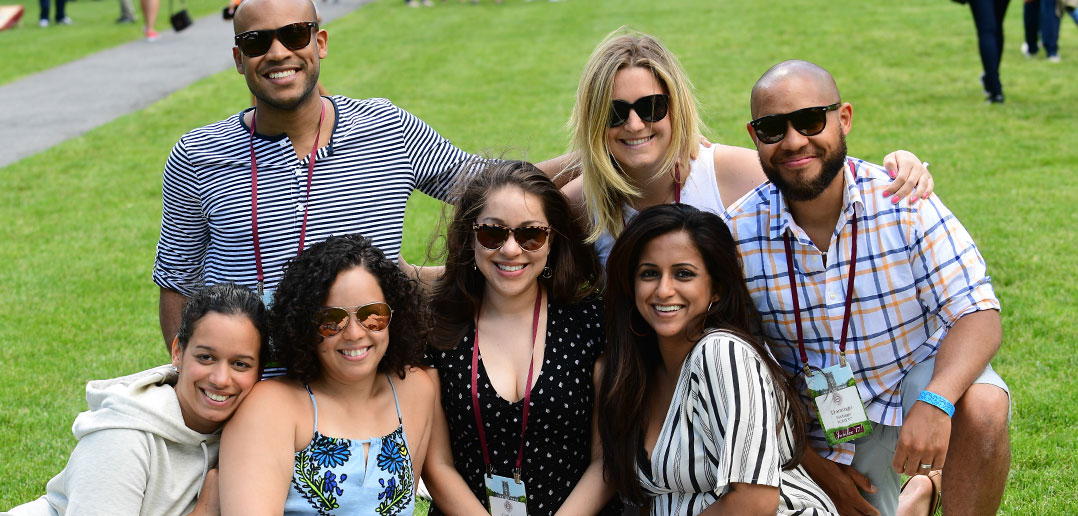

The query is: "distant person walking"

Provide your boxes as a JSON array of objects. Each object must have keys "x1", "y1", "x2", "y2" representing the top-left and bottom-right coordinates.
[
  {"x1": 117, "y1": 0, "x2": 136, "y2": 23},
  {"x1": 960, "y1": 0, "x2": 1011, "y2": 103},
  {"x1": 37, "y1": 0, "x2": 70, "y2": 27},
  {"x1": 1021, "y1": 0, "x2": 1062, "y2": 61},
  {"x1": 141, "y1": 0, "x2": 160, "y2": 40}
]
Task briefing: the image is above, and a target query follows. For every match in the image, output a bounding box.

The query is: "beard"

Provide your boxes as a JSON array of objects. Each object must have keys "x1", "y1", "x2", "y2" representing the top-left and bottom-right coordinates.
[
  {"x1": 759, "y1": 133, "x2": 848, "y2": 202},
  {"x1": 249, "y1": 65, "x2": 320, "y2": 111}
]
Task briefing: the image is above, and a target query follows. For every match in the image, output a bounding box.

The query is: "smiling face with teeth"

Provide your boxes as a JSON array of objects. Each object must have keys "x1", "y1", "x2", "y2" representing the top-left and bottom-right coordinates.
[
  {"x1": 315, "y1": 266, "x2": 391, "y2": 384},
  {"x1": 749, "y1": 68, "x2": 851, "y2": 204},
  {"x1": 473, "y1": 186, "x2": 552, "y2": 302},
  {"x1": 605, "y1": 66, "x2": 673, "y2": 184},
  {"x1": 633, "y1": 230, "x2": 718, "y2": 349},
  {"x1": 171, "y1": 312, "x2": 262, "y2": 434},
  {"x1": 232, "y1": 0, "x2": 326, "y2": 112}
]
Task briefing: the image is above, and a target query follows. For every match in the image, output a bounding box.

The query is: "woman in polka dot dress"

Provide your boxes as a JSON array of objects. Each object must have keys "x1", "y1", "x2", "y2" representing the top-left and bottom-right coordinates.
[{"x1": 422, "y1": 160, "x2": 621, "y2": 515}]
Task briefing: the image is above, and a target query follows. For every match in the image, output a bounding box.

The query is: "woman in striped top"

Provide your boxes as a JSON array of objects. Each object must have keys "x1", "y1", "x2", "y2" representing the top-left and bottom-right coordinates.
[{"x1": 597, "y1": 203, "x2": 838, "y2": 516}]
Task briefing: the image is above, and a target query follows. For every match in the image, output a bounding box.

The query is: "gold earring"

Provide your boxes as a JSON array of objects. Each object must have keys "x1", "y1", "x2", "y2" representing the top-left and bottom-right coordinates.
[{"x1": 629, "y1": 309, "x2": 651, "y2": 337}]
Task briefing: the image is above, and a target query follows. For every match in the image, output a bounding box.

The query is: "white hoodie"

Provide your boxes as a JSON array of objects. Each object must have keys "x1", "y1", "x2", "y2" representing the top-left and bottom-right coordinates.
[{"x1": 4, "y1": 365, "x2": 219, "y2": 516}]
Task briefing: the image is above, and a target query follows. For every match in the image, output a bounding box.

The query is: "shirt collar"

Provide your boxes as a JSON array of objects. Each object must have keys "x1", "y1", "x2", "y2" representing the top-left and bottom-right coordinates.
[{"x1": 768, "y1": 158, "x2": 865, "y2": 241}]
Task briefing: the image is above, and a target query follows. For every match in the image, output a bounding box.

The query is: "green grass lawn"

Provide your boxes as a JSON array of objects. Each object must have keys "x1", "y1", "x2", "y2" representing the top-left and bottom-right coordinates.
[{"x1": 2, "y1": 0, "x2": 1076, "y2": 513}]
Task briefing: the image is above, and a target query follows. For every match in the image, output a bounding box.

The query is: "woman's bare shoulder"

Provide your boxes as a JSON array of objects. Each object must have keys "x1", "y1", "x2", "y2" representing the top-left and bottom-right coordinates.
[
  {"x1": 713, "y1": 144, "x2": 764, "y2": 177},
  {"x1": 397, "y1": 367, "x2": 437, "y2": 400},
  {"x1": 237, "y1": 377, "x2": 306, "y2": 414},
  {"x1": 222, "y1": 378, "x2": 308, "y2": 446},
  {"x1": 712, "y1": 144, "x2": 767, "y2": 205}
]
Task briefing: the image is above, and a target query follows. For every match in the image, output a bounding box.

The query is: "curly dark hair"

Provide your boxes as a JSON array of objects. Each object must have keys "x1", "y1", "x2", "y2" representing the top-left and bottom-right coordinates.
[
  {"x1": 428, "y1": 159, "x2": 602, "y2": 349},
  {"x1": 597, "y1": 203, "x2": 808, "y2": 505},
  {"x1": 177, "y1": 282, "x2": 271, "y2": 372},
  {"x1": 269, "y1": 234, "x2": 431, "y2": 382}
]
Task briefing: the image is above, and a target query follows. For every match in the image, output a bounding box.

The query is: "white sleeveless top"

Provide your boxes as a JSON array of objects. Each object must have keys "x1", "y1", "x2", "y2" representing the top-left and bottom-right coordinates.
[{"x1": 594, "y1": 144, "x2": 726, "y2": 265}]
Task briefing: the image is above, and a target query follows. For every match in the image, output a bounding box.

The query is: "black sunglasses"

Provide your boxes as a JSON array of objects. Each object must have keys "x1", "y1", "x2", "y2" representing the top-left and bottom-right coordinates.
[
  {"x1": 609, "y1": 94, "x2": 670, "y2": 128},
  {"x1": 749, "y1": 103, "x2": 841, "y2": 144},
  {"x1": 473, "y1": 223, "x2": 551, "y2": 252},
  {"x1": 234, "y1": 22, "x2": 318, "y2": 58}
]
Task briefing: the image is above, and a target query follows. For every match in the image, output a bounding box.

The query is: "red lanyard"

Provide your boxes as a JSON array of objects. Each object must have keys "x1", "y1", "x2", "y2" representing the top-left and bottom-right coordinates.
[
  {"x1": 471, "y1": 288, "x2": 543, "y2": 482},
  {"x1": 673, "y1": 162, "x2": 681, "y2": 204},
  {"x1": 783, "y1": 159, "x2": 859, "y2": 371},
  {"x1": 249, "y1": 99, "x2": 326, "y2": 294}
]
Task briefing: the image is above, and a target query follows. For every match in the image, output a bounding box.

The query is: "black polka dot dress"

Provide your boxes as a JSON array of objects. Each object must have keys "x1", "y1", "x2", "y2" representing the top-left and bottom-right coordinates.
[{"x1": 427, "y1": 299, "x2": 621, "y2": 516}]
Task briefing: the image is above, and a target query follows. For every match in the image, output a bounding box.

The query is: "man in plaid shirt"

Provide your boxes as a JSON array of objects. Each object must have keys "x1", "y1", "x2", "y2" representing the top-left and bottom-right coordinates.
[{"x1": 724, "y1": 60, "x2": 1010, "y2": 516}]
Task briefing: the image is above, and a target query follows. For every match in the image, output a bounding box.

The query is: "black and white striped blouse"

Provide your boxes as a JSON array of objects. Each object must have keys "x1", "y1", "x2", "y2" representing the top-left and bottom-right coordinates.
[
  {"x1": 638, "y1": 331, "x2": 838, "y2": 516},
  {"x1": 153, "y1": 95, "x2": 474, "y2": 296}
]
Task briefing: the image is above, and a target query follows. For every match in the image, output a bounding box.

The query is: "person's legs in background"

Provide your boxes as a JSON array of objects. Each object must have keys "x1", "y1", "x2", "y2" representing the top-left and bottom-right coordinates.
[
  {"x1": 37, "y1": 0, "x2": 48, "y2": 26},
  {"x1": 992, "y1": 0, "x2": 1009, "y2": 76},
  {"x1": 970, "y1": 0, "x2": 1010, "y2": 103},
  {"x1": 140, "y1": 0, "x2": 159, "y2": 40},
  {"x1": 53, "y1": 0, "x2": 67, "y2": 23},
  {"x1": 1038, "y1": 0, "x2": 1061, "y2": 59},
  {"x1": 117, "y1": 0, "x2": 136, "y2": 23},
  {"x1": 1022, "y1": 0, "x2": 1041, "y2": 56}
]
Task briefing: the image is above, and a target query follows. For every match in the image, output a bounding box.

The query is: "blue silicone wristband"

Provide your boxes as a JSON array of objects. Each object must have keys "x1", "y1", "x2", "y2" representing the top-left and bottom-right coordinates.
[{"x1": 917, "y1": 390, "x2": 956, "y2": 418}]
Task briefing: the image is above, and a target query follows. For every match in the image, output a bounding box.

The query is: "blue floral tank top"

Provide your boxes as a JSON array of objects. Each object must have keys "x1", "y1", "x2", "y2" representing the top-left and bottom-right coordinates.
[{"x1": 284, "y1": 375, "x2": 415, "y2": 516}]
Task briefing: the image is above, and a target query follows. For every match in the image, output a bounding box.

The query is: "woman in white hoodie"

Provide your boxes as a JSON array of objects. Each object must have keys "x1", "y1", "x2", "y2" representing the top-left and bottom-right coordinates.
[{"x1": 3, "y1": 283, "x2": 269, "y2": 516}]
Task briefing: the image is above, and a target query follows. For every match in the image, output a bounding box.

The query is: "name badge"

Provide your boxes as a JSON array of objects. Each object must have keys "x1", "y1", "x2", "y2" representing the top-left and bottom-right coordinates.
[
  {"x1": 484, "y1": 473, "x2": 527, "y2": 516},
  {"x1": 806, "y1": 363, "x2": 872, "y2": 445}
]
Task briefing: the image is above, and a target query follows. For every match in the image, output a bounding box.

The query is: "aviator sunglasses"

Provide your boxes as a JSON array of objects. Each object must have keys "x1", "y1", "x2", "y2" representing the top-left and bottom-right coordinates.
[
  {"x1": 473, "y1": 223, "x2": 551, "y2": 252},
  {"x1": 749, "y1": 103, "x2": 841, "y2": 144},
  {"x1": 609, "y1": 94, "x2": 670, "y2": 128},
  {"x1": 234, "y1": 22, "x2": 318, "y2": 58},
  {"x1": 315, "y1": 302, "x2": 393, "y2": 338}
]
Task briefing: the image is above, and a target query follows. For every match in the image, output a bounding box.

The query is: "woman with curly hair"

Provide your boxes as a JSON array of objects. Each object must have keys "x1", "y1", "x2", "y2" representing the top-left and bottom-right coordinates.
[
  {"x1": 598, "y1": 204, "x2": 838, "y2": 515},
  {"x1": 563, "y1": 30, "x2": 934, "y2": 264},
  {"x1": 421, "y1": 160, "x2": 620, "y2": 515},
  {"x1": 218, "y1": 234, "x2": 434, "y2": 516}
]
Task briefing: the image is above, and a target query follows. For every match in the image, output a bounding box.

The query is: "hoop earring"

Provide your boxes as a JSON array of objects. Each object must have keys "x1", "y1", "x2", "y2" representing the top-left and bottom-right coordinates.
[
  {"x1": 629, "y1": 309, "x2": 651, "y2": 337},
  {"x1": 541, "y1": 266, "x2": 552, "y2": 279}
]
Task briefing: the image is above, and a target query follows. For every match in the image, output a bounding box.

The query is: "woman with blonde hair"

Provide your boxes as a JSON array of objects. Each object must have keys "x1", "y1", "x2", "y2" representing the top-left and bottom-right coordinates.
[{"x1": 563, "y1": 30, "x2": 934, "y2": 263}]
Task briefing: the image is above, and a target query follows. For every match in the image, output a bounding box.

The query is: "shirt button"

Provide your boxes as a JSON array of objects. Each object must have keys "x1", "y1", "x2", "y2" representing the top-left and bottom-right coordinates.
[{"x1": 829, "y1": 292, "x2": 838, "y2": 301}]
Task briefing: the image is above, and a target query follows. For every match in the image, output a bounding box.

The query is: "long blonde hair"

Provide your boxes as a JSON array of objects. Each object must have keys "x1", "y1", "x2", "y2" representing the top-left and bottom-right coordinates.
[{"x1": 568, "y1": 29, "x2": 703, "y2": 243}]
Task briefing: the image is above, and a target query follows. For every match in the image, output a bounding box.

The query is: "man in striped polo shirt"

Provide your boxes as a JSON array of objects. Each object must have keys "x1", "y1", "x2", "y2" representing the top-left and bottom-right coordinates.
[
  {"x1": 723, "y1": 60, "x2": 1010, "y2": 516},
  {"x1": 153, "y1": 0, "x2": 557, "y2": 348}
]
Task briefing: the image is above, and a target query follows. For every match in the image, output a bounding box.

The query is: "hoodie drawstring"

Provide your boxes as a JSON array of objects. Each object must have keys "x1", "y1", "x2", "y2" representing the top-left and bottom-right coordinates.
[{"x1": 197, "y1": 440, "x2": 209, "y2": 497}]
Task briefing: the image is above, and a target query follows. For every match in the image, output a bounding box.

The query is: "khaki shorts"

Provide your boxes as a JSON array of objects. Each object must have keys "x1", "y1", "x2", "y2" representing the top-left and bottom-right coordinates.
[{"x1": 850, "y1": 358, "x2": 1010, "y2": 515}]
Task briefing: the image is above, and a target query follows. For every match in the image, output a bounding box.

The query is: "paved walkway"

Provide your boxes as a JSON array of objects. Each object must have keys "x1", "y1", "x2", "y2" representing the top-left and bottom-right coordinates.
[{"x1": 0, "y1": 0, "x2": 371, "y2": 168}]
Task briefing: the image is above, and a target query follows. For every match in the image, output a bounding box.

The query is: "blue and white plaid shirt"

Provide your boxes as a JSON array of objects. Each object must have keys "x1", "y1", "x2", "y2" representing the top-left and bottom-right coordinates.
[{"x1": 723, "y1": 157, "x2": 1000, "y2": 463}]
